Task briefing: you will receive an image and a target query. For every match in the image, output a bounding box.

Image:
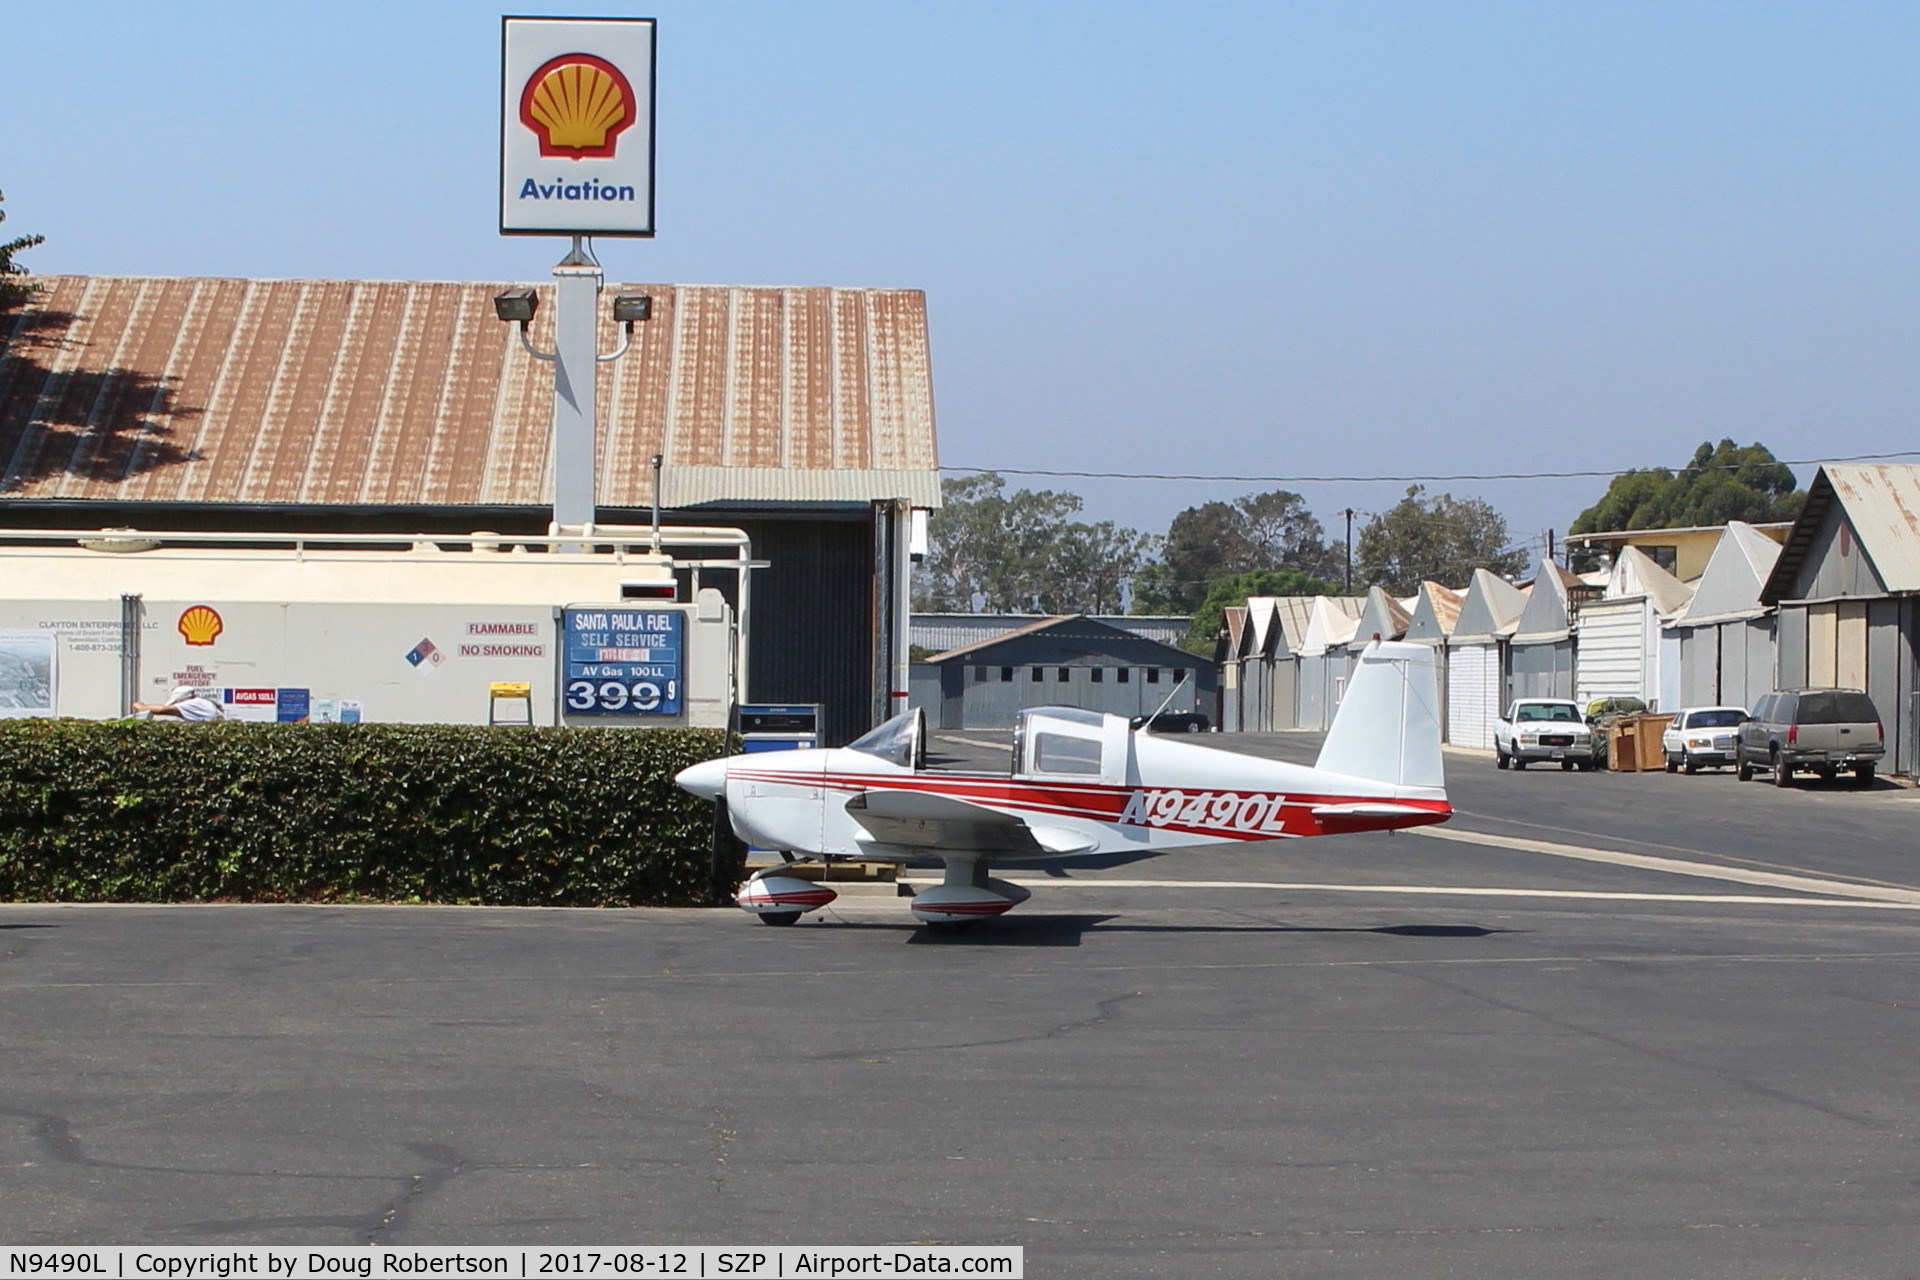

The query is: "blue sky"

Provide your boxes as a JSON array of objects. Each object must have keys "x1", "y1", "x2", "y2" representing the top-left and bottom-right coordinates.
[{"x1": 11, "y1": 1, "x2": 1920, "y2": 565}]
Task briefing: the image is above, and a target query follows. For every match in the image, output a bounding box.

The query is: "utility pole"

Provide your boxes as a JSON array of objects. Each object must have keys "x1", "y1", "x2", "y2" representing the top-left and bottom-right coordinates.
[{"x1": 1342, "y1": 508, "x2": 1354, "y2": 593}]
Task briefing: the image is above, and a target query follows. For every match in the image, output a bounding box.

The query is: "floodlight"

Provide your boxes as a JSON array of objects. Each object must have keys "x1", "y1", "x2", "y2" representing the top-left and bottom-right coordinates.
[
  {"x1": 612, "y1": 293, "x2": 653, "y2": 324},
  {"x1": 493, "y1": 288, "x2": 538, "y2": 323}
]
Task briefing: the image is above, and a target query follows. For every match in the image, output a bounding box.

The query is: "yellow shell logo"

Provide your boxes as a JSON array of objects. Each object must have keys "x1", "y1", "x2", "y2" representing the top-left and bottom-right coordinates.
[
  {"x1": 178, "y1": 605, "x2": 223, "y2": 646},
  {"x1": 520, "y1": 54, "x2": 636, "y2": 159}
]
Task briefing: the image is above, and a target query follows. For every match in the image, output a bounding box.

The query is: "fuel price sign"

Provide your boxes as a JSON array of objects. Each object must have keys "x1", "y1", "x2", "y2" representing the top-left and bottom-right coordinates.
[{"x1": 561, "y1": 609, "x2": 682, "y2": 716}]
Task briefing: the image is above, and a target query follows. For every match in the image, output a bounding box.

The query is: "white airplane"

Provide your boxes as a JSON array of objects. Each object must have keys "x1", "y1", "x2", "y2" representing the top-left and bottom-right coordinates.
[{"x1": 675, "y1": 640, "x2": 1450, "y2": 927}]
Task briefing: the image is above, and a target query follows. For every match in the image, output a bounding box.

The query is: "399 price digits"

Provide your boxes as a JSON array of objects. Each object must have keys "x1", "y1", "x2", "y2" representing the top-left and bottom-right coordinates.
[{"x1": 565, "y1": 678, "x2": 674, "y2": 714}]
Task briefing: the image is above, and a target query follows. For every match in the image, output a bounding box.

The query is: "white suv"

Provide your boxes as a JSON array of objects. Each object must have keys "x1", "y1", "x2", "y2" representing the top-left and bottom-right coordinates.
[{"x1": 1494, "y1": 699, "x2": 1596, "y2": 771}]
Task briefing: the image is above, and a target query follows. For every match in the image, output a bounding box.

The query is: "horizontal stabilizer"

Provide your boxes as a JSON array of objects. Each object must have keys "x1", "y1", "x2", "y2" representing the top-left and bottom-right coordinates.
[{"x1": 1308, "y1": 801, "x2": 1450, "y2": 835}]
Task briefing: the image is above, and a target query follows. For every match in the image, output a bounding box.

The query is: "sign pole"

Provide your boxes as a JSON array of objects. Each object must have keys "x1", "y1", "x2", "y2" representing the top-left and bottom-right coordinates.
[{"x1": 551, "y1": 236, "x2": 602, "y2": 535}]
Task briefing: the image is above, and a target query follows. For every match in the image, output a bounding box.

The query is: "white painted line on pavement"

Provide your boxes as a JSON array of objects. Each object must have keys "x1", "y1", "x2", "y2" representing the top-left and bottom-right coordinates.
[
  {"x1": 1409, "y1": 826, "x2": 1920, "y2": 905},
  {"x1": 882, "y1": 878, "x2": 1920, "y2": 909}
]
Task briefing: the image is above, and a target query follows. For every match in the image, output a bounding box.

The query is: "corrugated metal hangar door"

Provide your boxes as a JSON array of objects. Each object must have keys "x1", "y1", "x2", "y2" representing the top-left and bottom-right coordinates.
[
  {"x1": 1447, "y1": 643, "x2": 1501, "y2": 749},
  {"x1": 1577, "y1": 600, "x2": 1646, "y2": 705}
]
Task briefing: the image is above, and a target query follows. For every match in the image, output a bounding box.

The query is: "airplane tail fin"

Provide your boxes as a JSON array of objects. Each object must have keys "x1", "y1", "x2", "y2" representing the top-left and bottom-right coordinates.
[{"x1": 1313, "y1": 641, "x2": 1445, "y2": 792}]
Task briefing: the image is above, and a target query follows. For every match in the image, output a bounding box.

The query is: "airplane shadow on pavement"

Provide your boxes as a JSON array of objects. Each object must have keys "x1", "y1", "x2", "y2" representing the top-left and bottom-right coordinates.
[{"x1": 854, "y1": 916, "x2": 1513, "y2": 948}]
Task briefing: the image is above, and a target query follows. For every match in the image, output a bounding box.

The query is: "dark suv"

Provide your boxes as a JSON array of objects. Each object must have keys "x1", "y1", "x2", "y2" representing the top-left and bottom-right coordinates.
[{"x1": 1736, "y1": 689, "x2": 1885, "y2": 786}]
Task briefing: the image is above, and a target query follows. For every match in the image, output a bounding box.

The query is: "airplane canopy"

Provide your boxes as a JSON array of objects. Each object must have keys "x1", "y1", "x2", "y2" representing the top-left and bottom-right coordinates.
[{"x1": 848, "y1": 707, "x2": 926, "y2": 770}]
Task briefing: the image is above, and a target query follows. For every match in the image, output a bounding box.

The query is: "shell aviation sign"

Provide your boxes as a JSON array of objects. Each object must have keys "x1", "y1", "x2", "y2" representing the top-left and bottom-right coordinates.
[{"x1": 500, "y1": 16, "x2": 656, "y2": 237}]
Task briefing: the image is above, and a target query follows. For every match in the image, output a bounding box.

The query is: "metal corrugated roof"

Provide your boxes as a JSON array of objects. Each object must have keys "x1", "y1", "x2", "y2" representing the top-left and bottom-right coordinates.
[
  {"x1": 1764, "y1": 464, "x2": 1920, "y2": 601},
  {"x1": 1347, "y1": 586, "x2": 1411, "y2": 649},
  {"x1": 1270, "y1": 596, "x2": 1316, "y2": 654},
  {"x1": 1607, "y1": 545, "x2": 1694, "y2": 617},
  {"x1": 0, "y1": 275, "x2": 939, "y2": 509},
  {"x1": 911, "y1": 613, "x2": 1189, "y2": 654},
  {"x1": 1451, "y1": 569, "x2": 1527, "y2": 641},
  {"x1": 1675, "y1": 521, "x2": 1782, "y2": 626},
  {"x1": 924, "y1": 615, "x2": 1202, "y2": 666},
  {"x1": 1298, "y1": 595, "x2": 1367, "y2": 656},
  {"x1": 1221, "y1": 605, "x2": 1247, "y2": 652},
  {"x1": 1512, "y1": 567, "x2": 1571, "y2": 644},
  {"x1": 1242, "y1": 597, "x2": 1277, "y2": 657},
  {"x1": 1402, "y1": 581, "x2": 1464, "y2": 643}
]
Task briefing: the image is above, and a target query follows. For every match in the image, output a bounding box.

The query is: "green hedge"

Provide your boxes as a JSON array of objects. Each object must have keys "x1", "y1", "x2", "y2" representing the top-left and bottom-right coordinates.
[{"x1": 0, "y1": 720, "x2": 744, "y2": 906}]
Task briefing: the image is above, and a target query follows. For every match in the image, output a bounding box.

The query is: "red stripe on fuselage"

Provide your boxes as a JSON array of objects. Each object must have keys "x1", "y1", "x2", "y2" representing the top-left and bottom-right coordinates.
[{"x1": 724, "y1": 767, "x2": 1450, "y2": 841}]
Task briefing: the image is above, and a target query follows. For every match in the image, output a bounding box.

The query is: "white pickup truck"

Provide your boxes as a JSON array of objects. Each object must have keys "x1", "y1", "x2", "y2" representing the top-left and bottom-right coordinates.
[{"x1": 1493, "y1": 698, "x2": 1596, "y2": 771}]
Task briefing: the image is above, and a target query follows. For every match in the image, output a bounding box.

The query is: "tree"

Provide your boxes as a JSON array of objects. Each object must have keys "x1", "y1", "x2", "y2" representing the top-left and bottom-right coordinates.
[
  {"x1": 1569, "y1": 440, "x2": 1802, "y2": 535},
  {"x1": 1132, "y1": 490, "x2": 1335, "y2": 614},
  {"x1": 1181, "y1": 567, "x2": 1339, "y2": 655},
  {"x1": 0, "y1": 190, "x2": 44, "y2": 308},
  {"x1": 913, "y1": 472, "x2": 1154, "y2": 615},
  {"x1": 1356, "y1": 486, "x2": 1526, "y2": 595}
]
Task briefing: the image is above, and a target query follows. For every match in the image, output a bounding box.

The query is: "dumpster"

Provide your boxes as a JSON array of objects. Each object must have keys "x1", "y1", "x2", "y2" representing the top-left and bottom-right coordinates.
[
  {"x1": 1635, "y1": 714, "x2": 1674, "y2": 771},
  {"x1": 1606, "y1": 714, "x2": 1674, "y2": 772},
  {"x1": 1607, "y1": 717, "x2": 1643, "y2": 771}
]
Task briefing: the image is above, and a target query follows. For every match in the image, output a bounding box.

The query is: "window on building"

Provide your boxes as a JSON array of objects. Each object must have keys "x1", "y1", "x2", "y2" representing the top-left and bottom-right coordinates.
[
  {"x1": 1644, "y1": 545, "x2": 1678, "y2": 574},
  {"x1": 1000, "y1": 667, "x2": 1014, "y2": 683},
  {"x1": 975, "y1": 666, "x2": 989, "y2": 683},
  {"x1": 1117, "y1": 668, "x2": 1130, "y2": 684},
  {"x1": 1032, "y1": 667, "x2": 1045, "y2": 682},
  {"x1": 1175, "y1": 668, "x2": 1188, "y2": 684},
  {"x1": 1090, "y1": 668, "x2": 1104, "y2": 683},
  {"x1": 1147, "y1": 668, "x2": 1162, "y2": 684},
  {"x1": 1058, "y1": 667, "x2": 1071, "y2": 681}
]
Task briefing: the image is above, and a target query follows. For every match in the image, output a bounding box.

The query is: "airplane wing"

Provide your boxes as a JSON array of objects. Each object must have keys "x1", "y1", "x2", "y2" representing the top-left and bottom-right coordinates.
[{"x1": 845, "y1": 789, "x2": 1099, "y2": 856}]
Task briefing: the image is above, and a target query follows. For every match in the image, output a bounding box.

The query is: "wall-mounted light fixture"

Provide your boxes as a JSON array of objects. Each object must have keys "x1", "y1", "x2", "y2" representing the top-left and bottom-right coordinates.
[
  {"x1": 611, "y1": 293, "x2": 652, "y2": 325},
  {"x1": 492, "y1": 287, "x2": 539, "y2": 325}
]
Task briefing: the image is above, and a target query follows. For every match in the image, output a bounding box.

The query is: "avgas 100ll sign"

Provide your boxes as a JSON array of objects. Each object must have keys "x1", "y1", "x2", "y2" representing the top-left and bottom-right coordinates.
[
  {"x1": 500, "y1": 16, "x2": 656, "y2": 237},
  {"x1": 561, "y1": 608, "x2": 682, "y2": 716}
]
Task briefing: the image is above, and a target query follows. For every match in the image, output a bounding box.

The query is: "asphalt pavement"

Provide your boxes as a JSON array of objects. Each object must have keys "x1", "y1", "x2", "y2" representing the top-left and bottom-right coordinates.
[{"x1": 5, "y1": 731, "x2": 1920, "y2": 1278}]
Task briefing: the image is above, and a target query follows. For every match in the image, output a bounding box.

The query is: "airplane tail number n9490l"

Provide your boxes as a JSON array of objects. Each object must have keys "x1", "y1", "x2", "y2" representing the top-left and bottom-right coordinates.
[{"x1": 675, "y1": 640, "x2": 1450, "y2": 928}]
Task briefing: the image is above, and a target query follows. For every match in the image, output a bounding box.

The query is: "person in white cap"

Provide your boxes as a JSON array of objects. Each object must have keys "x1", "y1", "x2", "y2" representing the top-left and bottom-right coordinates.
[{"x1": 132, "y1": 686, "x2": 225, "y2": 722}]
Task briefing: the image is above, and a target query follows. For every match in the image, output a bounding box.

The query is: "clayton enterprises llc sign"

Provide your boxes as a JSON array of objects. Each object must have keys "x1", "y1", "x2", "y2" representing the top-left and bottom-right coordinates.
[{"x1": 500, "y1": 16, "x2": 656, "y2": 236}]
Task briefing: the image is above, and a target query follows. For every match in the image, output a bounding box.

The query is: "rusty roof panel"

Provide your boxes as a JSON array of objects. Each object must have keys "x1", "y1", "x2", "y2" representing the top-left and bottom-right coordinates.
[
  {"x1": 54, "y1": 274, "x2": 154, "y2": 496},
  {"x1": 483, "y1": 292, "x2": 552, "y2": 507},
  {"x1": 241, "y1": 279, "x2": 350, "y2": 503},
  {"x1": 787, "y1": 288, "x2": 834, "y2": 470},
  {"x1": 730, "y1": 288, "x2": 785, "y2": 469},
  {"x1": 0, "y1": 276, "x2": 938, "y2": 509},
  {"x1": 149, "y1": 276, "x2": 249, "y2": 502},
  {"x1": 600, "y1": 283, "x2": 672, "y2": 499},
  {"x1": 667, "y1": 285, "x2": 730, "y2": 470},
  {"x1": 831, "y1": 290, "x2": 872, "y2": 471}
]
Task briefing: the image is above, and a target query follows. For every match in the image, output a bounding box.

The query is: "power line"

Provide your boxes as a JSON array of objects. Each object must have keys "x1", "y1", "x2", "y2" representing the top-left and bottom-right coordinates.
[{"x1": 937, "y1": 449, "x2": 1920, "y2": 486}]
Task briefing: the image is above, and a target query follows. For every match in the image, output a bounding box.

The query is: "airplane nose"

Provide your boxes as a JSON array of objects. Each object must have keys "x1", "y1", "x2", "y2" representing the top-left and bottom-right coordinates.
[{"x1": 675, "y1": 757, "x2": 729, "y2": 800}]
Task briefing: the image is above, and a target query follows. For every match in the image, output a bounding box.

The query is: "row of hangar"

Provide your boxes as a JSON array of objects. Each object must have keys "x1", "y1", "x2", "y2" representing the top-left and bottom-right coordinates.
[{"x1": 1218, "y1": 463, "x2": 1920, "y2": 779}]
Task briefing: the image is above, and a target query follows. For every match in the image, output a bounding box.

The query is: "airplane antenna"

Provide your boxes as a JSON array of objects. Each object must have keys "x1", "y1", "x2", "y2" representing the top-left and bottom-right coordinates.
[{"x1": 1137, "y1": 669, "x2": 1187, "y2": 732}]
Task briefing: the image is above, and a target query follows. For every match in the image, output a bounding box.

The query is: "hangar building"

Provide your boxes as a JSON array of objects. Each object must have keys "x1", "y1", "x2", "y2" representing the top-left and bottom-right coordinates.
[{"x1": 910, "y1": 615, "x2": 1214, "y2": 730}]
